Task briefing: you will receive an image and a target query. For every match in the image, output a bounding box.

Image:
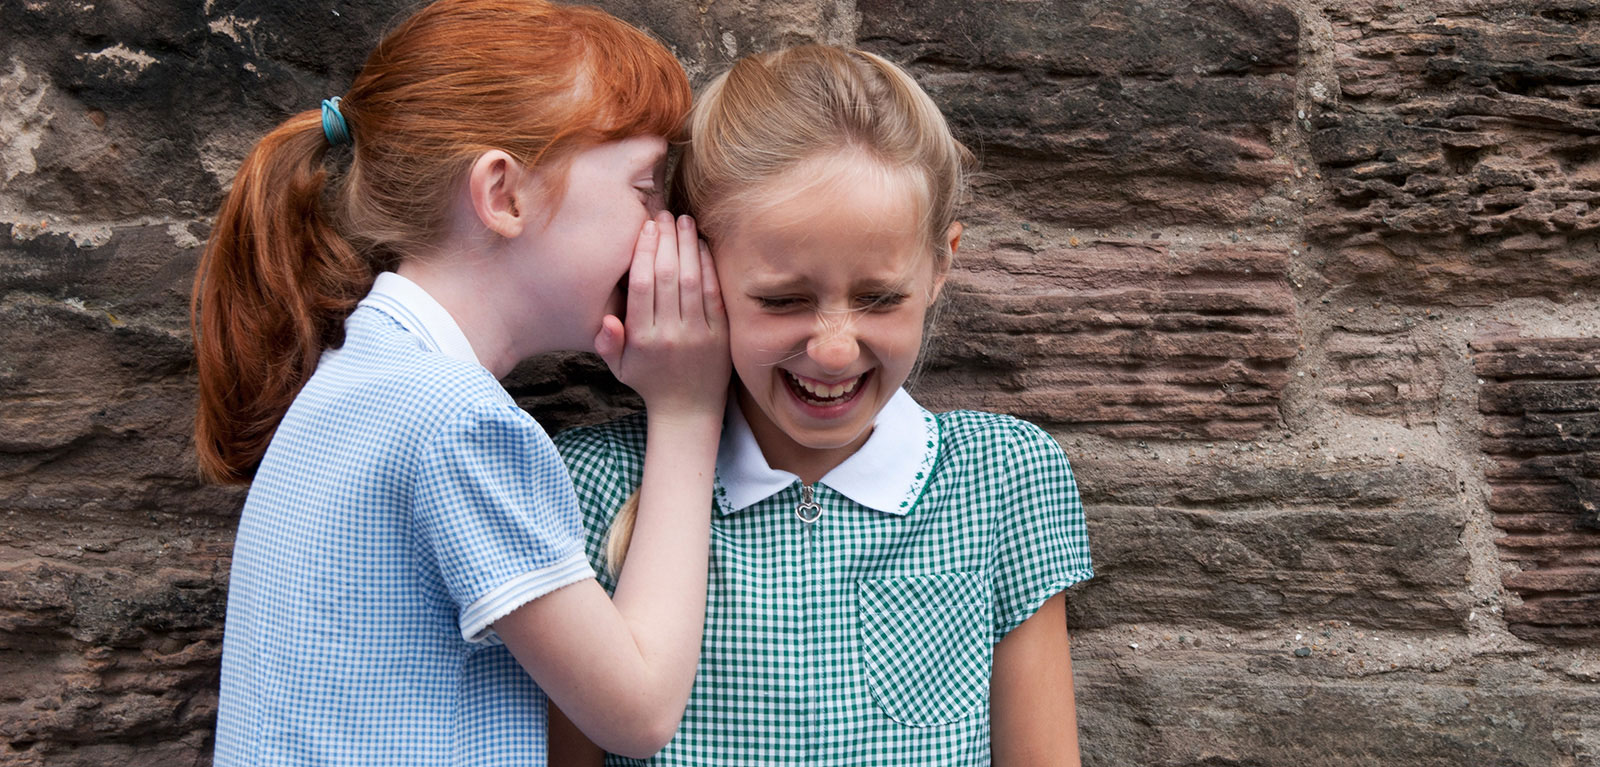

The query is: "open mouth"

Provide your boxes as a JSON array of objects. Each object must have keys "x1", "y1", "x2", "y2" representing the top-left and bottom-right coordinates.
[{"x1": 782, "y1": 369, "x2": 869, "y2": 408}]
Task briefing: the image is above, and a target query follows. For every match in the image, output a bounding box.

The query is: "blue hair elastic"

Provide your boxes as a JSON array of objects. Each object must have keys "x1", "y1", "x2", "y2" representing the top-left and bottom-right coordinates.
[{"x1": 321, "y1": 96, "x2": 351, "y2": 147}]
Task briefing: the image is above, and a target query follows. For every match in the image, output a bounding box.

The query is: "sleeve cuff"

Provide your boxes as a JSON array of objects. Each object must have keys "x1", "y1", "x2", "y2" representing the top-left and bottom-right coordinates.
[
  {"x1": 994, "y1": 565, "x2": 1096, "y2": 641},
  {"x1": 459, "y1": 550, "x2": 596, "y2": 645}
]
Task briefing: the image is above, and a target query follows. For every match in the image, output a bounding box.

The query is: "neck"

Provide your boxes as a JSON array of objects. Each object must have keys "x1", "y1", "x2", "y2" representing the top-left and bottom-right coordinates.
[
  {"x1": 736, "y1": 388, "x2": 871, "y2": 485},
  {"x1": 396, "y1": 259, "x2": 525, "y2": 379}
]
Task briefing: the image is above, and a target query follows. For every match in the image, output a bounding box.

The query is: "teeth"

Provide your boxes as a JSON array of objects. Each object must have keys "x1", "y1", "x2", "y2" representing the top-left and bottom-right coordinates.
[{"x1": 787, "y1": 371, "x2": 862, "y2": 402}]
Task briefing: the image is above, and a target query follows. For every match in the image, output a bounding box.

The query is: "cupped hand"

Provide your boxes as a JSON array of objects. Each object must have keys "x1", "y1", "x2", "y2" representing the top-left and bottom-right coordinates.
[{"x1": 594, "y1": 211, "x2": 730, "y2": 419}]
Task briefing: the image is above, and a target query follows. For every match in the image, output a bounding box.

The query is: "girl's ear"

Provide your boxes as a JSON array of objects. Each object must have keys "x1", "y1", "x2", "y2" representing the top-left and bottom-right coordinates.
[
  {"x1": 929, "y1": 220, "x2": 963, "y2": 300},
  {"x1": 468, "y1": 150, "x2": 532, "y2": 238}
]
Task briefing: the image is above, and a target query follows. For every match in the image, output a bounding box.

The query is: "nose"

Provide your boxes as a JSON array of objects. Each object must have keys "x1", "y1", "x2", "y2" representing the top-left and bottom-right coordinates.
[{"x1": 806, "y1": 321, "x2": 860, "y2": 374}]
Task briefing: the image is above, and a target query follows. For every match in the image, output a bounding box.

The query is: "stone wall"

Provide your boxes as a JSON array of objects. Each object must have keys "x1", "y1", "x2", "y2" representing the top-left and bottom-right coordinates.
[{"x1": 2, "y1": 0, "x2": 1598, "y2": 764}]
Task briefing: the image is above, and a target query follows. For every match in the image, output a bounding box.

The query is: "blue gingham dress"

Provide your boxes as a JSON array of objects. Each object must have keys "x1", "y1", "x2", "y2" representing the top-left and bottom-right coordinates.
[{"x1": 214, "y1": 290, "x2": 593, "y2": 766}]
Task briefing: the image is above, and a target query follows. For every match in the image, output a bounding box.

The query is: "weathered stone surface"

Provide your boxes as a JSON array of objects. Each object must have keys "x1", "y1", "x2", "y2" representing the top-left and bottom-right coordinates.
[
  {"x1": 1, "y1": 220, "x2": 238, "y2": 764},
  {"x1": 1310, "y1": 5, "x2": 1600, "y2": 304},
  {"x1": 0, "y1": 560, "x2": 224, "y2": 767},
  {"x1": 1320, "y1": 326, "x2": 1446, "y2": 421},
  {"x1": 1067, "y1": 504, "x2": 1471, "y2": 631},
  {"x1": 918, "y1": 233, "x2": 1299, "y2": 439},
  {"x1": 503, "y1": 352, "x2": 642, "y2": 435},
  {"x1": 597, "y1": 0, "x2": 857, "y2": 85},
  {"x1": 859, "y1": 0, "x2": 1297, "y2": 227},
  {"x1": 0, "y1": 0, "x2": 849, "y2": 227},
  {"x1": 1074, "y1": 454, "x2": 1456, "y2": 511},
  {"x1": 1074, "y1": 649, "x2": 1600, "y2": 767},
  {"x1": 1474, "y1": 336, "x2": 1600, "y2": 644}
]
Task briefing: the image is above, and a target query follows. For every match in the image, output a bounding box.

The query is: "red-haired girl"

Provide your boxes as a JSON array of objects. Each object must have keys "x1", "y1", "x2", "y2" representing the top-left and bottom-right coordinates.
[{"x1": 192, "y1": 1, "x2": 727, "y2": 764}]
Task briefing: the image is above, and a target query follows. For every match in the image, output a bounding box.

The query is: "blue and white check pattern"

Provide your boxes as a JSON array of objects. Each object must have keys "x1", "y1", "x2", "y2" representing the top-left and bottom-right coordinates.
[
  {"x1": 215, "y1": 277, "x2": 593, "y2": 767},
  {"x1": 555, "y1": 391, "x2": 1093, "y2": 766}
]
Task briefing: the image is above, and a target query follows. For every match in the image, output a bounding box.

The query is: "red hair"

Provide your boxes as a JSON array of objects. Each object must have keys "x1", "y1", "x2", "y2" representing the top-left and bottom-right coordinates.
[{"x1": 192, "y1": 0, "x2": 691, "y2": 483}]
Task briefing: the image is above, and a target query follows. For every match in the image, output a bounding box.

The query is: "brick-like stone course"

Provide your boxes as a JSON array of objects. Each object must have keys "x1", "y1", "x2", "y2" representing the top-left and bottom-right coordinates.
[
  {"x1": 1475, "y1": 336, "x2": 1600, "y2": 645},
  {"x1": 859, "y1": 0, "x2": 1298, "y2": 226},
  {"x1": 920, "y1": 237, "x2": 1299, "y2": 439},
  {"x1": 1310, "y1": 3, "x2": 1600, "y2": 304}
]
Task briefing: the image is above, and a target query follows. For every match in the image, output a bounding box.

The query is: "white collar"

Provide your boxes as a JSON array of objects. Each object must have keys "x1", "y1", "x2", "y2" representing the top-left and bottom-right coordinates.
[
  {"x1": 713, "y1": 388, "x2": 940, "y2": 517},
  {"x1": 357, "y1": 272, "x2": 481, "y2": 367}
]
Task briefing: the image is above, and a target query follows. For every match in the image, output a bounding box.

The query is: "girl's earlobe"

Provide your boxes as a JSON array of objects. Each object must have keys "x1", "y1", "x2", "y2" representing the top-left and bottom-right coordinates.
[{"x1": 468, "y1": 150, "x2": 528, "y2": 239}]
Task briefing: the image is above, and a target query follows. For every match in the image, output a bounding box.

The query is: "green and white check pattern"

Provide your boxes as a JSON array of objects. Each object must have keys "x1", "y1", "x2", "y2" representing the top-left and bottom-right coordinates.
[{"x1": 553, "y1": 403, "x2": 1093, "y2": 766}]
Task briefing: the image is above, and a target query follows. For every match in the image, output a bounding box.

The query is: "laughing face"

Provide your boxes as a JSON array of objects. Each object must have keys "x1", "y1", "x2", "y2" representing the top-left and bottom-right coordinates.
[{"x1": 711, "y1": 156, "x2": 955, "y2": 481}]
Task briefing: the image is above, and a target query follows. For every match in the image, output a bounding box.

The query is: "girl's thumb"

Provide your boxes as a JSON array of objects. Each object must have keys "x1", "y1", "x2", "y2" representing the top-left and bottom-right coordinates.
[{"x1": 594, "y1": 315, "x2": 624, "y2": 371}]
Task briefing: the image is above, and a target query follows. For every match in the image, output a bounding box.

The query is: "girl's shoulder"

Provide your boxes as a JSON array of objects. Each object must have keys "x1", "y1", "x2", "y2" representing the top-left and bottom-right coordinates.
[
  {"x1": 550, "y1": 411, "x2": 650, "y2": 496},
  {"x1": 328, "y1": 306, "x2": 512, "y2": 413},
  {"x1": 932, "y1": 408, "x2": 1062, "y2": 460},
  {"x1": 551, "y1": 410, "x2": 649, "y2": 460}
]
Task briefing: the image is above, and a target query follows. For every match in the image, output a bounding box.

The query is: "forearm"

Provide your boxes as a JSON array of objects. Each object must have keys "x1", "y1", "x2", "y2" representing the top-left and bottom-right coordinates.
[{"x1": 607, "y1": 410, "x2": 718, "y2": 707}]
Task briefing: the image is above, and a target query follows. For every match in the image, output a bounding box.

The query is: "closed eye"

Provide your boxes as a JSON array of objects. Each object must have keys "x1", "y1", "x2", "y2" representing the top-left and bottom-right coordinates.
[
  {"x1": 857, "y1": 292, "x2": 909, "y2": 310},
  {"x1": 755, "y1": 296, "x2": 807, "y2": 311}
]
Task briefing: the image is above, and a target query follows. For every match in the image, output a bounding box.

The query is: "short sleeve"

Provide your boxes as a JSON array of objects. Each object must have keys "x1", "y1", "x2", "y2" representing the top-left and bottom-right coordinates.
[
  {"x1": 412, "y1": 402, "x2": 595, "y2": 645},
  {"x1": 990, "y1": 420, "x2": 1094, "y2": 642},
  {"x1": 551, "y1": 420, "x2": 641, "y2": 595}
]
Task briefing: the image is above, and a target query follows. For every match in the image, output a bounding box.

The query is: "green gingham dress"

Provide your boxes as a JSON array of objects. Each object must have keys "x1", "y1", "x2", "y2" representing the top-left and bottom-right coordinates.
[{"x1": 552, "y1": 389, "x2": 1093, "y2": 766}]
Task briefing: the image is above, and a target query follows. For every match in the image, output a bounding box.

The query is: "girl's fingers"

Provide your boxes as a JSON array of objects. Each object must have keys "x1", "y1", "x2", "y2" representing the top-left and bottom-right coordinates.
[
  {"x1": 627, "y1": 218, "x2": 658, "y2": 330},
  {"x1": 698, "y1": 240, "x2": 725, "y2": 332},
  {"x1": 677, "y1": 215, "x2": 704, "y2": 325},
  {"x1": 653, "y1": 211, "x2": 680, "y2": 326},
  {"x1": 593, "y1": 314, "x2": 625, "y2": 372}
]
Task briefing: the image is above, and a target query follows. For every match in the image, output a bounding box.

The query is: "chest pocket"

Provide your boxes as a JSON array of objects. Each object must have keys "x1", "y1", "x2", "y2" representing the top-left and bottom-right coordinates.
[{"x1": 857, "y1": 571, "x2": 993, "y2": 726}]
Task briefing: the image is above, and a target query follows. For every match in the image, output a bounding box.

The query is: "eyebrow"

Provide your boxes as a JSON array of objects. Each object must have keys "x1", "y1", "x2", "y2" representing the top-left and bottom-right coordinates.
[{"x1": 635, "y1": 144, "x2": 668, "y2": 172}]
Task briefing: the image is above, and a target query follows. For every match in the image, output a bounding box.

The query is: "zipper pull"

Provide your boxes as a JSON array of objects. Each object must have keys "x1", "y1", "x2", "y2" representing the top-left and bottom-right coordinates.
[{"x1": 796, "y1": 483, "x2": 821, "y2": 524}]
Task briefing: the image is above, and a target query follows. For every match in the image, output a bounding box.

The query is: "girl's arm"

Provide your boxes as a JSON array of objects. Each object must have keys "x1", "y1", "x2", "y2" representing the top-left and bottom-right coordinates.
[
  {"x1": 991, "y1": 591, "x2": 1083, "y2": 767},
  {"x1": 495, "y1": 212, "x2": 727, "y2": 759}
]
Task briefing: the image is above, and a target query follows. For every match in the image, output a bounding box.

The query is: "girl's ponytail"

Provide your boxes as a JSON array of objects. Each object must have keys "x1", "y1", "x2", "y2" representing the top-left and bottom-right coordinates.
[
  {"x1": 192, "y1": 110, "x2": 369, "y2": 484},
  {"x1": 604, "y1": 490, "x2": 641, "y2": 576}
]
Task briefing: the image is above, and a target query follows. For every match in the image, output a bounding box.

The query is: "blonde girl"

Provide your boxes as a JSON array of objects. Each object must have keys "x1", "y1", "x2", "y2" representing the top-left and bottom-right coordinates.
[
  {"x1": 193, "y1": 1, "x2": 730, "y2": 763},
  {"x1": 552, "y1": 45, "x2": 1093, "y2": 766}
]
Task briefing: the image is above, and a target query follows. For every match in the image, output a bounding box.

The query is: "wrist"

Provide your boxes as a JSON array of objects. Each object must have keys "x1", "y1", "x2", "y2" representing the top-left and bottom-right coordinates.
[{"x1": 644, "y1": 406, "x2": 724, "y2": 434}]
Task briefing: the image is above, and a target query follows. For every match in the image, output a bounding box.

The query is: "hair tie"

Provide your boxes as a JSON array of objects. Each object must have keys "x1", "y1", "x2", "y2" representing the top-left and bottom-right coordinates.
[{"x1": 321, "y1": 97, "x2": 352, "y2": 147}]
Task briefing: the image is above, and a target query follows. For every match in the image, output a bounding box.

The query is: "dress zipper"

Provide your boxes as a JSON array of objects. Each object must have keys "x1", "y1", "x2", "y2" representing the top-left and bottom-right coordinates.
[{"x1": 795, "y1": 482, "x2": 821, "y2": 524}]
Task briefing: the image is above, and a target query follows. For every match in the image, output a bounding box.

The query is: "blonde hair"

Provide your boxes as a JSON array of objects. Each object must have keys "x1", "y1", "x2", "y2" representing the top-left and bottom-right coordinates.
[{"x1": 604, "y1": 44, "x2": 973, "y2": 574}]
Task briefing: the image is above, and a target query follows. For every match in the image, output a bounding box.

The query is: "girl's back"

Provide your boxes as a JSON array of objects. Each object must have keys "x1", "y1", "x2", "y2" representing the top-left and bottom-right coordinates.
[{"x1": 222, "y1": 293, "x2": 589, "y2": 763}]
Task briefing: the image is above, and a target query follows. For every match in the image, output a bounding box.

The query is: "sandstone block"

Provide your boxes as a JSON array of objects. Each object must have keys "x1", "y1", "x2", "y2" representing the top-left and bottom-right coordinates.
[
  {"x1": 858, "y1": 0, "x2": 1297, "y2": 226},
  {"x1": 1473, "y1": 335, "x2": 1600, "y2": 644},
  {"x1": 1319, "y1": 327, "x2": 1445, "y2": 421},
  {"x1": 1311, "y1": 7, "x2": 1600, "y2": 304},
  {"x1": 918, "y1": 235, "x2": 1299, "y2": 439},
  {"x1": 1067, "y1": 505, "x2": 1470, "y2": 632},
  {"x1": 1073, "y1": 650, "x2": 1600, "y2": 767}
]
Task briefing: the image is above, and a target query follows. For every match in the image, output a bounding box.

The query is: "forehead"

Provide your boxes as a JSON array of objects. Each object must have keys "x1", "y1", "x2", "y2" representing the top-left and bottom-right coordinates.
[
  {"x1": 721, "y1": 158, "x2": 930, "y2": 285},
  {"x1": 567, "y1": 134, "x2": 667, "y2": 172}
]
